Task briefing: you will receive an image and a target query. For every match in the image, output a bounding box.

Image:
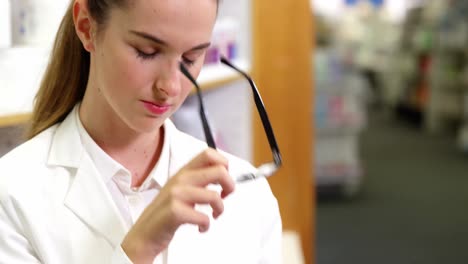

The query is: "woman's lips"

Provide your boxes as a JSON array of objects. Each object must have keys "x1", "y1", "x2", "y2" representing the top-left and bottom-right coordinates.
[{"x1": 141, "y1": 100, "x2": 171, "y2": 115}]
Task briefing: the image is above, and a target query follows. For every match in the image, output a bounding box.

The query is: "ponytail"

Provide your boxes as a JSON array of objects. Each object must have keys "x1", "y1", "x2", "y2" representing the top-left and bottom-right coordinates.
[{"x1": 27, "y1": 3, "x2": 89, "y2": 139}]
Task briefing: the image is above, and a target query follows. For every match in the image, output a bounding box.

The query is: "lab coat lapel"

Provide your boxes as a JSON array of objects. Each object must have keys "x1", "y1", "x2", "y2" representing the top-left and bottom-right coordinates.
[
  {"x1": 48, "y1": 107, "x2": 127, "y2": 248},
  {"x1": 64, "y1": 155, "x2": 128, "y2": 248}
]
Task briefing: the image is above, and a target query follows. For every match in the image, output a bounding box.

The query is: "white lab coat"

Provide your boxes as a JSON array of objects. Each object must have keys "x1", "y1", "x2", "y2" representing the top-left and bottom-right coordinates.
[{"x1": 0, "y1": 108, "x2": 282, "y2": 264}]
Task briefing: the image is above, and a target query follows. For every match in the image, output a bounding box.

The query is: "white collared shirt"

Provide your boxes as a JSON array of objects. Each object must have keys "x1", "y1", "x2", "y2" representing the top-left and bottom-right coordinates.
[{"x1": 75, "y1": 108, "x2": 170, "y2": 263}]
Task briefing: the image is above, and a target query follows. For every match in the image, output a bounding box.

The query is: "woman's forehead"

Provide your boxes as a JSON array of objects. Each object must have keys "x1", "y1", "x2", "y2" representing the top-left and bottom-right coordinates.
[{"x1": 112, "y1": 0, "x2": 217, "y2": 46}]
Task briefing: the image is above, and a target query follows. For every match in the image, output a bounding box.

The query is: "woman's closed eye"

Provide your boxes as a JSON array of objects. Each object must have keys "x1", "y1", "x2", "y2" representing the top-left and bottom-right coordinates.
[
  {"x1": 182, "y1": 57, "x2": 195, "y2": 67},
  {"x1": 181, "y1": 51, "x2": 204, "y2": 67},
  {"x1": 135, "y1": 48, "x2": 159, "y2": 60}
]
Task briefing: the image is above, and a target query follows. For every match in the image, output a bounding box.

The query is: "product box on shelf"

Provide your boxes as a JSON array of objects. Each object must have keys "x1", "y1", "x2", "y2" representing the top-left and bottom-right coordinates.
[
  {"x1": 204, "y1": 18, "x2": 239, "y2": 65},
  {"x1": 10, "y1": 0, "x2": 68, "y2": 47}
]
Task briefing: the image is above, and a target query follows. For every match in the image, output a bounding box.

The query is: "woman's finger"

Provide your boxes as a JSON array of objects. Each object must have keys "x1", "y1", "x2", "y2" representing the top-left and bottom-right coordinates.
[
  {"x1": 183, "y1": 148, "x2": 229, "y2": 170},
  {"x1": 172, "y1": 200, "x2": 212, "y2": 232},
  {"x1": 172, "y1": 186, "x2": 224, "y2": 219},
  {"x1": 182, "y1": 165, "x2": 235, "y2": 198}
]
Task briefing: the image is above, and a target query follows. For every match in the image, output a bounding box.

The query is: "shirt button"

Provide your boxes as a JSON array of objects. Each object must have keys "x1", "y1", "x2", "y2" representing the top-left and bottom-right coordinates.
[{"x1": 128, "y1": 195, "x2": 141, "y2": 205}]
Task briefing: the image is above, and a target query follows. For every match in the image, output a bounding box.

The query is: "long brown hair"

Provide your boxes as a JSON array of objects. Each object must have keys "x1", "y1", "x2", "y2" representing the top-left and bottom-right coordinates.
[{"x1": 27, "y1": 0, "x2": 218, "y2": 139}]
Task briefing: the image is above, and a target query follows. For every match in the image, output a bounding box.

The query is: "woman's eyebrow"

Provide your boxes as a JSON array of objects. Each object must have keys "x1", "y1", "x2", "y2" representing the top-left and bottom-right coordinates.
[
  {"x1": 189, "y1": 42, "x2": 211, "y2": 51},
  {"x1": 130, "y1": 30, "x2": 167, "y2": 46},
  {"x1": 129, "y1": 30, "x2": 211, "y2": 51}
]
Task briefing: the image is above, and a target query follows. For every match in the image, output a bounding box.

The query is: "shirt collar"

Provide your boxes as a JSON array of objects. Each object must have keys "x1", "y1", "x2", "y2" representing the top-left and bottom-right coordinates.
[
  {"x1": 142, "y1": 124, "x2": 171, "y2": 190},
  {"x1": 74, "y1": 105, "x2": 171, "y2": 192}
]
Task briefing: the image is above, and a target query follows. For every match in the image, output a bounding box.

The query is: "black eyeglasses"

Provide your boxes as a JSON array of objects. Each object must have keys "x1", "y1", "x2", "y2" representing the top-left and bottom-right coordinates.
[{"x1": 179, "y1": 56, "x2": 282, "y2": 183}]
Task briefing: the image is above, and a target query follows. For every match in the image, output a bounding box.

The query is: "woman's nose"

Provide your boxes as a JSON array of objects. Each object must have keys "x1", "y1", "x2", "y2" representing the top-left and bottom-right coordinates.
[{"x1": 154, "y1": 61, "x2": 181, "y2": 97}]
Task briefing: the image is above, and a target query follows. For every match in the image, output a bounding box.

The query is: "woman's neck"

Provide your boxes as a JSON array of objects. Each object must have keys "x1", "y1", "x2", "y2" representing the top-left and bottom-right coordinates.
[{"x1": 79, "y1": 98, "x2": 164, "y2": 188}]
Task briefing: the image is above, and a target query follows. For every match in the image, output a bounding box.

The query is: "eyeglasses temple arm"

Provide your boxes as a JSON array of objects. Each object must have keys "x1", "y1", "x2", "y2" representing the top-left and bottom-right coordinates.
[
  {"x1": 220, "y1": 57, "x2": 282, "y2": 166},
  {"x1": 179, "y1": 63, "x2": 217, "y2": 149}
]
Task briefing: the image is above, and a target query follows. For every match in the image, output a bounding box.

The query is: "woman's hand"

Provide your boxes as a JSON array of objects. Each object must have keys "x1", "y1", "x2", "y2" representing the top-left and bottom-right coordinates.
[{"x1": 121, "y1": 149, "x2": 235, "y2": 263}]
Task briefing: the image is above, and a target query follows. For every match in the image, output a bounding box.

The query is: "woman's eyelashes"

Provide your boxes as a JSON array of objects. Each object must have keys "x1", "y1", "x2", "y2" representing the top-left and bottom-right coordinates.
[
  {"x1": 134, "y1": 47, "x2": 196, "y2": 67},
  {"x1": 135, "y1": 48, "x2": 159, "y2": 60},
  {"x1": 182, "y1": 57, "x2": 195, "y2": 66}
]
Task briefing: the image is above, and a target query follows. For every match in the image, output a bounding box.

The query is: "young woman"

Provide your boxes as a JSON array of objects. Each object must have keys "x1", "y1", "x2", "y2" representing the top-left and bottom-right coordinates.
[{"x1": 0, "y1": 0, "x2": 281, "y2": 263}]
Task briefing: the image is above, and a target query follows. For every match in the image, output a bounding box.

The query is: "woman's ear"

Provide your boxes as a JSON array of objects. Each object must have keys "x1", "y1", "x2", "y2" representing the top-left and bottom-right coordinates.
[{"x1": 73, "y1": 0, "x2": 96, "y2": 52}]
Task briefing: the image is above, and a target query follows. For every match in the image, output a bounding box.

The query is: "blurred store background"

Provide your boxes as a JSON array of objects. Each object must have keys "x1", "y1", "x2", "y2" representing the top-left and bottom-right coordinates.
[{"x1": 313, "y1": 0, "x2": 468, "y2": 263}]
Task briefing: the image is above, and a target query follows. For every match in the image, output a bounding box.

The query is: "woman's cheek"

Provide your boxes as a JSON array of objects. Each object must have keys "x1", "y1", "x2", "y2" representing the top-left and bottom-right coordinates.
[
  {"x1": 181, "y1": 81, "x2": 194, "y2": 97},
  {"x1": 117, "y1": 56, "x2": 150, "y2": 90}
]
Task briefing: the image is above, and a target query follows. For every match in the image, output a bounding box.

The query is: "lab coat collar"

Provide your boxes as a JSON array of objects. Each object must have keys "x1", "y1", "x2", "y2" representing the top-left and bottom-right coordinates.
[
  {"x1": 47, "y1": 108, "x2": 128, "y2": 247},
  {"x1": 47, "y1": 107, "x2": 84, "y2": 168},
  {"x1": 64, "y1": 154, "x2": 128, "y2": 247}
]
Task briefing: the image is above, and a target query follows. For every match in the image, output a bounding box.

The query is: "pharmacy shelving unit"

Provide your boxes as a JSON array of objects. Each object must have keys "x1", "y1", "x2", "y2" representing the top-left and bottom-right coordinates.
[
  {"x1": 314, "y1": 47, "x2": 367, "y2": 197},
  {"x1": 425, "y1": 1, "x2": 468, "y2": 134}
]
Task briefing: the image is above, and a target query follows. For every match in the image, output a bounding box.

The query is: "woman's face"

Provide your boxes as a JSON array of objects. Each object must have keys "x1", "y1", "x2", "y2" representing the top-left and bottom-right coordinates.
[{"x1": 90, "y1": 0, "x2": 217, "y2": 133}]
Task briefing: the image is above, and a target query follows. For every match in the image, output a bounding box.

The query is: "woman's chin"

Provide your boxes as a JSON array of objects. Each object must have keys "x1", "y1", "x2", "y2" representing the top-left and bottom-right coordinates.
[{"x1": 128, "y1": 117, "x2": 165, "y2": 134}]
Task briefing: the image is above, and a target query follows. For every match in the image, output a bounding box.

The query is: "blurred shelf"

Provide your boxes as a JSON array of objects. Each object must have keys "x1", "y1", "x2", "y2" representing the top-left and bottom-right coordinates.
[
  {"x1": 196, "y1": 58, "x2": 251, "y2": 92},
  {"x1": 0, "y1": 113, "x2": 31, "y2": 128}
]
